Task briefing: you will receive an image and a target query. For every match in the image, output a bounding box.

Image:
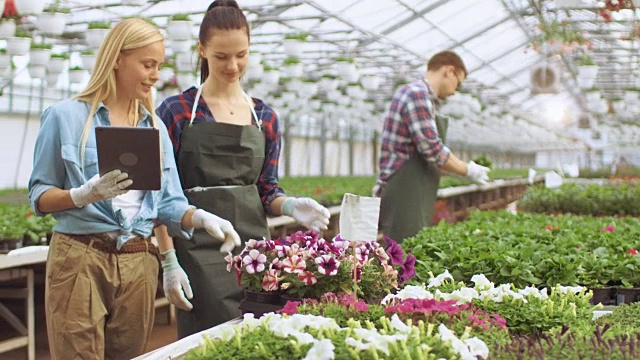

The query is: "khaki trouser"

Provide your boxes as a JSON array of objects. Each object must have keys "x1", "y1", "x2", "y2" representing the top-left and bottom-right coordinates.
[{"x1": 45, "y1": 232, "x2": 159, "y2": 360}]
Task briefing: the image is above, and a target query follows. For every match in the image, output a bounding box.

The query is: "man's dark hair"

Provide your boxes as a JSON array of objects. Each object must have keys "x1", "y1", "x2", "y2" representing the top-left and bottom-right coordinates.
[{"x1": 427, "y1": 51, "x2": 467, "y2": 77}]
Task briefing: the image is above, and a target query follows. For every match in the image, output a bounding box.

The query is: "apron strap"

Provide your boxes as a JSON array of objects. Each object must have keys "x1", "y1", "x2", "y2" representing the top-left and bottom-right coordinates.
[{"x1": 188, "y1": 85, "x2": 262, "y2": 132}]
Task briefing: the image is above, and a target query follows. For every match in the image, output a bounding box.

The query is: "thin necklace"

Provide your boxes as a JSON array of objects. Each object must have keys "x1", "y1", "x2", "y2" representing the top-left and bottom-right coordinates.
[{"x1": 221, "y1": 101, "x2": 235, "y2": 115}]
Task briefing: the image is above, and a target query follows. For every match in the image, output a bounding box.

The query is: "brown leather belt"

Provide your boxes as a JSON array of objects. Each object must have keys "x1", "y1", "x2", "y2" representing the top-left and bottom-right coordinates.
[{"x1": 58, "y1": 232, "x2": 160, "y2": 260}]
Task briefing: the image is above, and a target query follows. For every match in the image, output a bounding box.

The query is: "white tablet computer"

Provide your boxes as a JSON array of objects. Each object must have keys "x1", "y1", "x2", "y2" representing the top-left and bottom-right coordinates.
[{"x1": 95, "y1": 126, "x2": 161, "y2": 190}]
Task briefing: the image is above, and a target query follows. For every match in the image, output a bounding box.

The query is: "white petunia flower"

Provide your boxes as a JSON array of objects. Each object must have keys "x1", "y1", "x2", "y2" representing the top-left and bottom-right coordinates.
[
  {"x1": 304, "y1": 339, "x2": 335, "y2": 360},
  {"x1": 465, "y1": 337, "x2": 490, "y2": 359},
  {"x1": 427, "y1": 270, "x2": 453, "y2": 288},
  {"x1": 390, "y1": 314, "x2": 412, "y2": 333},
  {"x1": 470, "y1": 274, "x2": 494, "y2": 290}
]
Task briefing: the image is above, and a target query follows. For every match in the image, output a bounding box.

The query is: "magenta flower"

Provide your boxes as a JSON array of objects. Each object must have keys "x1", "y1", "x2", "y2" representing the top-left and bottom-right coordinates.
[
  {"x1": 385, "y1": 238, "x2": 405, "y2": 266},
  {"x1": 354, "y1": 301, "x2": 369, "y2": 311},
  {"x1": 280, "y1": 300, "x2": 300, "y2": 315},
  {"x1": 320, "y1": 292, "x2": 339, "y2": 303},
  {"x1": 298, "y1": 271, "x2": 317, "y2": 285},
  {"x1": 315, "y1": 255, "x2": 340, "y2": 276},
  {"x1": 601, "y1": 225, "x2": 615, "y2": 233},
  {"x1": 271, "y1": 258, "x2": 283, "y2": 271},
  {"x1": 261, "y1": 269, "x2": 279, "y2": 291},
  {"x1": 283, "y1": 255, "x2": 306, "y2": 274},
  {"x1": 399, "y1": 252, "x2": 416, "y2": 283},
  {"x1": 242, "y1": 249, "x2": 267, "y2": 274},
  {"x1": 356, "y1": 246, "x2": 369, "y2": 263},
  {"x1": 338, "y1": 292, "x2": 357, "y2": 307}
]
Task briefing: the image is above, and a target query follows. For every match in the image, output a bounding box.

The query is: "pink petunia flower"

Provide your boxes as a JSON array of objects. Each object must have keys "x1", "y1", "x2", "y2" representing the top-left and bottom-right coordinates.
[
  {"x1": 315, "y1": 255, "x2": 340, "y2": 276},
  {"x1": 628, "y1": 249, "x2": 638, "y2": 256},
  {"x1": 385, "y1": 239, "x2": 405, "y2": 266},
  {"x1": 601, "y1": 225, "x2": 615, "y2": 233},
  {"x1": 242, "y1": 249, "x2": 267, "y2": 274},
  {"x1": 262, "y1": 268, "x2": 279, "y2": 291},
  {"x1": 320, "y1": 292, "x2": 339, "y2": 303},
  {"x1": 283, "y1": 255, "x2": 306, "y2": 274},
  {"x1": 399, "y1": 252, "x2": 416, "y2": 283},
  {"x1": 298, "y1": 271, "x2": 317, "y2": 285},
  {"x1": 224, "y1": 252, "x2": 234, "y2": 272},
  {"x1": 354, "y1": 301, "x2": 369, "y2": 311},
  {"x1": 280, "y1": 300, "x2": 300, "y2": 315}
]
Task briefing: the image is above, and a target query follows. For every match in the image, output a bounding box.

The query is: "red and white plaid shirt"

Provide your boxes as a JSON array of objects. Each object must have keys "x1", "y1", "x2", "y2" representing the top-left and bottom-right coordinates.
[{"x1": 376, "y1": 78, "x2": 451, "y2": 195}]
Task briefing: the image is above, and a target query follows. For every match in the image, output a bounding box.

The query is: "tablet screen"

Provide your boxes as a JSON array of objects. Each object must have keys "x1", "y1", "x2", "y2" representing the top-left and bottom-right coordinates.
[{"x1": 95, "y1": 126, "x2": 161, "y2": 190}]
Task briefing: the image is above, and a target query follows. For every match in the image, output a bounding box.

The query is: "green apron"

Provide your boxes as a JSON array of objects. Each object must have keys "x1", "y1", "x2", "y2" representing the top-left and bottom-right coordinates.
[
  {"x1": 174, "y1": 86, "x2": 270, "y2": 338},
  {"x1": 379, "y1": 114, "x2": 448, "y2": 243}
]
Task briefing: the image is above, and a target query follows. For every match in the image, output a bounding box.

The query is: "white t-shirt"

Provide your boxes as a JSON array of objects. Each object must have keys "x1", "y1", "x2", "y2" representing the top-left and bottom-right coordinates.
[{"x1": 112, "y1": 190, "x2": 145, "y2": 222}]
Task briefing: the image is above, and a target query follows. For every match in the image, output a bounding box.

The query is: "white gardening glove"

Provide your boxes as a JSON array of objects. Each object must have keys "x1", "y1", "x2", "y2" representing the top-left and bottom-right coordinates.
[
  {"x1": 69, "y1": 169, "x2": 133, "y2": 207},
  {"x1": 161, "y1": 249, "x2": 193, "y2": 311},
  {"x1": 191, "y1": 209, "x2": 241, "y2": 253},
  {"x1": 281, "y1": 197, "x2": 330, "y2": 231},
  {"x1": 466, "y1": 161, "x2": 490, "y2": 185}
]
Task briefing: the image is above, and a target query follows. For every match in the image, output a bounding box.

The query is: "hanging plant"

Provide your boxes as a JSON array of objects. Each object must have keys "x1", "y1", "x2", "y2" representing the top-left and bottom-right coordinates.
[{"x1": 600, "y1": 0, "x2": 635, "y2": 21}]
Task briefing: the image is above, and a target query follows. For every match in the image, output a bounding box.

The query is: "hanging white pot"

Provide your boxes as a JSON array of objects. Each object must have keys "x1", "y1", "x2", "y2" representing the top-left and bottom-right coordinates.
[
  {"x1": 175, "y1": 52, "x2": 194, "y2": 72},
  {"x1": 169, "y1": 40, "x2": 191, "y2": 54},
  {"x1": 45, "y1": 72, "x2": 60, "y2": 88},
  {"x1": 319, "y1": 77, "x2": 339, "y2": 91},
  {"x1": 29, "y1": 64, "x2": 46, "y2": 79},
  {"x1": 244, "y1": 65, "x2": 264, "y2": 80},
  {"x1": 585, "y1": 91, "x2": 600, "y2": 103},
  {"x1": 624, "y1": 91, "x2": 638, "y2": 103},
  {"x1": 176, "y1": 72, "x2": 195, "y2": 90},
  {"x1": 159, "y1": 67, "x2": 175, "y2": 83},
  {"x1": 0, "y1": 54, "x2": 11, "y2": 70},
  {"x1": 263, "y1": 69, "x2": 280, "y2": 85},
  {"x1": 335, "y1": 61, "x2": 356, "y2": 79},
  {"x1": 29, "y1": 48, "x2": 52, "y2": 66},
  {"x1": 68, "y1": 69, "x2": 87, "y2": 83},
  {"x1": 555, "y1": 0, "x2": 582, "y2": 8},
  {"x1": 47, "y1": 57, "x2": 67, "y2": 74},
  {"x1": 360, "y1": 75, "x2": 380, "y2": 91},
  {"x1": 576, "y1": 65, "x2": 598, "y2": 89},
  {"x1": 85, "y1": 28, "x2": 109, "y2": 49},
  {"x1": 15, "y1": 0, "x2": 46, "y2": 15},
  {"x1": 309, "y1": 99, "x2": 321, "y2": 111},
  {"x1": 282, "y1": 39, "x2": 304, "y2": 57},
  {"x1": 80, "y1": 54, "x2": 97, "y2": 73},
  {"x1": 6, "y1": 37, "x2": 31, "y2": 56},
  {"x1": 0, "y1": 19, "x2": 16, "y2": 39},
  {"x1": 167, "y1": 20, "x2": 192, "y2": 41},
  {"x1": 36, "y1": 12, "x2": 69, "y2": 36},
  {"x1": 283, "y1": 63, "x2": 303, "y2": 78}
]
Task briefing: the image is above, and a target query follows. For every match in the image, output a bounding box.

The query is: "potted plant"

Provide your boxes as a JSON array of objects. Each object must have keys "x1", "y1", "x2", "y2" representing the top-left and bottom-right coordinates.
[
  {"x1": 15, "y1": 0, "x2": 46, "y2": 16},
  {"x1": 0, "y1": 48, "x2": 10, "y2": 70},
  {"x1": 0, "y1": 18, "x2": 17, "y2": 39},
  {"x1": 29, "y1": 42, "x2": 52, "y2": 66},
  {"x1": 262, "y1": 62, "x2": 280, "y2": 85},
  {"x1": 45, "y1": 72, "x2": 60, "y2": 88},
  {"x1": 37, "y1": 1, "x2": 71, "y2": 36},
  {"x1": 47, "y1": 53, "x2": 69, "y2": 74},
  {"x1": 85, "y1": 21, "x2": 111, "y2": 48},
  {"x1": 226, "y1": 231, "x2": 416, "y2": 317},
  {"x1": 335, "y1": 56, "x2": 357, "y2": 79},
  {"x1": 28, "y1": 64, "x2": 46, "y2": 79},
  {"x1": 282, "y1": 32, "x2": 309, "y2": 57},
  {"x1": 282, "y1": 56, "x2": 302, "y2": 78},
  {"x1": 7, "y1": 29, "x2": 32, "y2": 56},
  {"x1": 68, "y1": 65, "x2": 86, "y2": 83},
  {"x1": 574, "y1": 52, "x2": 598, "y2": 89},
  {"x1": 167, "y1": 14, "x2": 192, "y2": 41},
  {"x1": 80, "y1": 49, "x2": 97, "y2": 72}
]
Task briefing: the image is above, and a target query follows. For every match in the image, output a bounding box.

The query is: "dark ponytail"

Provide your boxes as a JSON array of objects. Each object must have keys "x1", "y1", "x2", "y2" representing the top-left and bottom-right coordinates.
[{"x1": 199, "y1": 0, "x2": 250, "y2": 83}]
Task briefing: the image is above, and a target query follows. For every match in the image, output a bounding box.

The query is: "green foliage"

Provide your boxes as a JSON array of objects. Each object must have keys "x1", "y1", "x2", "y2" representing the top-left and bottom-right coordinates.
[
  {"x1": 14, "y1": 29, "x2": 32, "y2": 38},
  {"x1": 335, "y1": 56, "x2": 355, "y2": 63},
  {"x1": 170, "y1": 13, "x2": 191, "y2": 22},
  {"x1": 44, "y1": 1, "x2": 71, "y2": 14},
  {"x1": 69, "y1": 65, "x2": 83, "y2": 71},
  {"x1": 518, "y1": 183, "x2": 640, "y2": 216},
  {"x1": 0, "y1": 204, "x2": 56, "y2": 242},
  {"x1": 596, "y1": 302, "x2": 640, "y2": 334},
  {"x1": 575, "y1": 52, "x2": 596, "y2": 66},
  {"x1": 472, "y1": 154, "x2": 493, "y2": 169},
  {"x1": 30, "y1": 42, "x2": 52, "y2": 50},
  {"x1": 80, "y1": 49, "x2": 95, "y2": 56},
  {"x1": 87, "y1": 21, "x2": 111, "y2": 30},
  {"x1": 403, "y1": 210, "x2": 640, "y2": 288},
  {"x1": 50, "y1": 53, "x2": 70, "y2": 59},
  {"x1": 284, "y1": 32, "x2": 309, "y2": 41},
  {"x1": 283, "y1": 56, "x2": 301, "y2": 65}
]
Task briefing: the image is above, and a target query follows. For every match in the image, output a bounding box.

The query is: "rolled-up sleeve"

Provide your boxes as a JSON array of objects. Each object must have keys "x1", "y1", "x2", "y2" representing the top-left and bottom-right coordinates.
[
  {"x1": 257, "y1": 108, "x2": 286, "y2": 215},
  {"x1": 156, "y1": 124, "x2": 194, "y2": 239},
  {"x1": 28, "y1": 107, "x2": 64, "y2": 216},
  {"x1": 403, "y1": 91, "x2": 451, "y2": 166}
]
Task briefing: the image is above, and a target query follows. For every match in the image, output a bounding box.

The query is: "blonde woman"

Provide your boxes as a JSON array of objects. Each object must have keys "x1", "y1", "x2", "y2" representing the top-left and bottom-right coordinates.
[{"x1": 28, "y1": 18, "x2": 240, "y2": 359}]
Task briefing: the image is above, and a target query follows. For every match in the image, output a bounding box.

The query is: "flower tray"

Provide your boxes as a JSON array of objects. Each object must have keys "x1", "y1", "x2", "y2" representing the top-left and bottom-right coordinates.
[
  {"x1": 238, "y1": 289, "x2": 284, "y2": 318},
  {"x1": 588, "y1": 286, "x2": 616, "y2": 306},
  {"x1": 614, "y1": 287, "x2": 640, "y2": 305}
]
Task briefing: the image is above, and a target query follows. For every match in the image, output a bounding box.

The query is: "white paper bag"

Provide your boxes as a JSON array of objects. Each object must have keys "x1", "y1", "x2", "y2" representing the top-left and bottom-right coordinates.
[{"x1": 339, "y1": 193, "x2": 380, "y2": 242}]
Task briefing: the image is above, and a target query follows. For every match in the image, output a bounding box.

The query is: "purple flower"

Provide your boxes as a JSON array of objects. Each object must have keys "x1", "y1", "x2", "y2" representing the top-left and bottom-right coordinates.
[
  {"x1": 399, "y1": 252, "x2": 416, "y2": 283},
  {"x1": 242, "y1": 249, "x2": 267, "y2": 274},
  {"x1": 315, "y1": 255, "x2": 340, "y2": 276},
  {"x1": 386, "y1": 240, "x2": 405, "y2": 266}
]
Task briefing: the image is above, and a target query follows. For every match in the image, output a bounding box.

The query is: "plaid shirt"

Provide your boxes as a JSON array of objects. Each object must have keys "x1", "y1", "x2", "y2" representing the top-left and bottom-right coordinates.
[
  {"x1": 156, "y1": 86, "x2": 285, "y2": 215},
  {"x1": 376, "y1": 78, "x2": 451, "y2": 193}
]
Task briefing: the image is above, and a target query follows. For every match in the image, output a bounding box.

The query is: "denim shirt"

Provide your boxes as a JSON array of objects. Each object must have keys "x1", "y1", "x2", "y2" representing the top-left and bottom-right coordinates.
[{"x1": 29, "y1": 99, "x2": 194, "y2": 248}]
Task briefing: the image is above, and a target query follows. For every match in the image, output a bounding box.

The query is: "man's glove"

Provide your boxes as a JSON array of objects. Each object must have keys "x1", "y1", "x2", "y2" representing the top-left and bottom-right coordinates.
[
  {"x1": 69, "y1": 169, "x2": 132, "y2": 207},
  {"x1": 466, "y1": 161, "x2": 490, "y2": 184},
  {"x1": 161, "y1": 249, "x2": 193, "y2": 311},
  {"x1": 191, "y1": 209, "x2": 241, "y2": 253},
  {"x1": 281, "y1": 197, "x2": 330, "y2": 230}
]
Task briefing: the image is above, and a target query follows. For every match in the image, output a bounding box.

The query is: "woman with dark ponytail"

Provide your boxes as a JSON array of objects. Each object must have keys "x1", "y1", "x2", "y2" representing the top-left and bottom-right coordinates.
[{"x1": 155, "y1": 0, "x2": 331, "y2": 337}]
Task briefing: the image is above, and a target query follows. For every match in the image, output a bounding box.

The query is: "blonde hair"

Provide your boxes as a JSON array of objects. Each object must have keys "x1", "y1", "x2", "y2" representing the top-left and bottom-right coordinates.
[{"x1": 75, "y1": 18, "x2": 164, "y2": 166}]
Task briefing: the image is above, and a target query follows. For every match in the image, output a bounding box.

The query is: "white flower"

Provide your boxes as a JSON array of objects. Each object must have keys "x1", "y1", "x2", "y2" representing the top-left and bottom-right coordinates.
[
  {"x1": 304, "y1": 339, "x2": 335, "y2": 360},
  {"x1": 390, "y1": 314, "x2": 411, "y2": 333},
  {"x1": 470, "y1": 274, "x2": 494, "y2": 290},
  {"x1": 558, "y1": 285, "x2": 585, "y2": 294},
  {"x1": 427, "y1": 270, "x2": 453, "y2": 288},
  {"x1": 449, "y1": 288, "x2": 479, "y2": 303},
  {"x1": 465, "y1": 337, "x2": 490, "y2": 359},
  {"x1": 473, "y1": 229, "x2": 482, "y2": 234}
]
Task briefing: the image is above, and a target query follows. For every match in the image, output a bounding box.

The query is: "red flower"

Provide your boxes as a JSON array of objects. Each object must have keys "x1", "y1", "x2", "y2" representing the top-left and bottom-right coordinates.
[
  {"x1": 628, "y1": 249, "x2": 638, "y2": 256},
  {"x1": 25, "y1": 211, "x2": 33, "y2": 217},
  {"x1": 280, "y1": 300, "x2": 300, "y2": 315},
  {"x1": 601, "y1": 225, "x2": 615, "y2": 233}
]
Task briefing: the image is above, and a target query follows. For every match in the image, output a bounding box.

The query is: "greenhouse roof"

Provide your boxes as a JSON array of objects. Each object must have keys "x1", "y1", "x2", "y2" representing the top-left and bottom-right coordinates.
[{"x1": 1, "y1": 0, "x2": 639, "y2": 150}]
